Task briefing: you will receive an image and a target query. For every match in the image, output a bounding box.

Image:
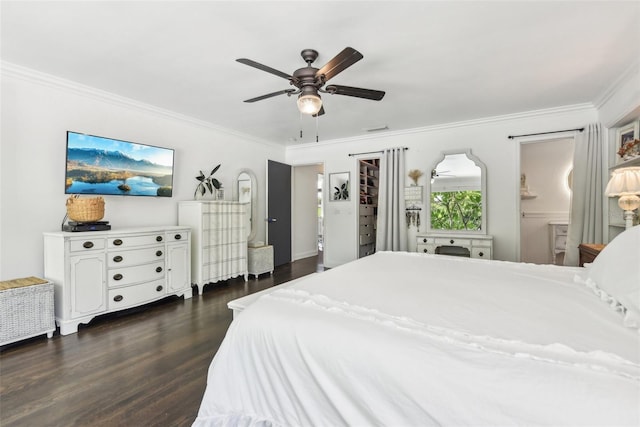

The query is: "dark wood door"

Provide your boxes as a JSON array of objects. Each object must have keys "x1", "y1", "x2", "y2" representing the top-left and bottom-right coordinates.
[{"x1": 267, "y1": 160, "x2": 292, "y2": 267}]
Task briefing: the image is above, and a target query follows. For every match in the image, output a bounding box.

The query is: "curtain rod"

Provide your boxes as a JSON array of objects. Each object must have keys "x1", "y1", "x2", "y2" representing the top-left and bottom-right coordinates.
[
  {"x1": 508, "y1": 127, "x2": 584, "y2": 139},
  {"x1": 348, "y1": 147, "x2": 408, "y2": 157}
]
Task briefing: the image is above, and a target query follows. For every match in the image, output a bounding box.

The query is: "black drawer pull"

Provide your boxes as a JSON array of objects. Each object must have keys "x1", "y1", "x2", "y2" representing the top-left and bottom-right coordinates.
[
  {"x1": 113, "y1": 239, "x2": 123, "y2": 246},
  {"x1": 450, "y1": 239, "x2": 454, "y2": 244},
  {"x1": 83, "y1": 241, "x2": 94, "y2": 249},
  {"x1": 155, "y1": 267, "x2": 163, "y2": 273},
  {"x1": 156, "y1": 236, "x2": 163, "y2": 242},
  {"x1": 422, "y1": 238, "x2": 427, "y2": 243},
  {"x1": 113, "y1": 255, "x2": 123, "y2": 263},
  {"x1": 113, "y1": 295, "x2": 123, "y2": 302},
  {"x1": 479, "y1": 252, "x2": 484, "y2": 257},
  {"x1": 174, "y1": 234, "x2": 182, "y2": 240},
  {"x1": 423, "y1": 248, "x2": 428, "y2": 253},
  {"x1": 156, "y1": 250, "x2": 163, "y2": 257},
  {"x1": 113, "y1": 273, "x2": 123, "y2": 281},
  {"x1": 156, "y1": 285, "x2": 163, "y2": 292}
]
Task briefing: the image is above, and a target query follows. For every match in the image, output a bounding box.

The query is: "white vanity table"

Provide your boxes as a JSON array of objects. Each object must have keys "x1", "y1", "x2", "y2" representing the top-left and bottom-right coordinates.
[{"x1": 416, "y1": 233, "x2": 493, "y2": 259}]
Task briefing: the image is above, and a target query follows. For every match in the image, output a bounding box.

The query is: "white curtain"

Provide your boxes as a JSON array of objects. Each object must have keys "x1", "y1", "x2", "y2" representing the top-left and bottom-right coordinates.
[
  {"x1": 376, "y1": 148, "x2": 408, "y2": 251},
  {"x1": 564, "y1": 123, "x2": 605, "y2": 266}
]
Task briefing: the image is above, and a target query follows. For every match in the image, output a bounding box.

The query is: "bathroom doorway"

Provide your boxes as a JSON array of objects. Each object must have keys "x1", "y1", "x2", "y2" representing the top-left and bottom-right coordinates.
[{"x1": 519, "y1": 137, "x2": 574, "y2": 264}]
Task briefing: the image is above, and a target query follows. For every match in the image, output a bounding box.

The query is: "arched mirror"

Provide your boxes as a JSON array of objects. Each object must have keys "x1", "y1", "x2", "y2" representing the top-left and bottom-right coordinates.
[
  {"x1": 426, "y1": 149, "x2": 487, "y2": 234},
  {"x1": 236, "y1": 169, "x2": 258, "y2": 242}
]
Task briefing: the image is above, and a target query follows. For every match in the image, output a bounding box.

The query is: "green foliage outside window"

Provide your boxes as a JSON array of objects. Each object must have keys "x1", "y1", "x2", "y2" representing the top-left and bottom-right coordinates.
[{"x1": 431, "y1": 191, "x2": 482, "y2": 231}]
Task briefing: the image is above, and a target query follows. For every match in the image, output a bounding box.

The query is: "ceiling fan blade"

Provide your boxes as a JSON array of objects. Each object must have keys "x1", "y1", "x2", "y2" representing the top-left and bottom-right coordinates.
[
  {"x1": 325, "y1": 85, "x2": 385, "y2": 101},
  {"x1": 243, "y1": 89, "x2": 297, "y2": 103},
  {"x1": 236, "y1": 58, "x2": 292, "y2": 80},
  {"x1": 312, "y1": 105, "x2": 325, "y2": 117},
  {"x1": 316, "y1": 47, "x2": 363, "y2": 82}
]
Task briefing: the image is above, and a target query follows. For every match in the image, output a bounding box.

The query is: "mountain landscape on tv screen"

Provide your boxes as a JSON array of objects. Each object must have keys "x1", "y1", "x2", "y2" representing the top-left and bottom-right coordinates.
[{"x1": 66, "y1": 148, "x2": 173, "y2": 197}]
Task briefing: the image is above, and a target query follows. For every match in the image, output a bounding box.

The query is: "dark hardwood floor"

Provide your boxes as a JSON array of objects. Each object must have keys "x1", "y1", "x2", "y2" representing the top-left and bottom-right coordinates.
[{"x1": 0, "y1": 254, "x2": 324, "y2": 427}]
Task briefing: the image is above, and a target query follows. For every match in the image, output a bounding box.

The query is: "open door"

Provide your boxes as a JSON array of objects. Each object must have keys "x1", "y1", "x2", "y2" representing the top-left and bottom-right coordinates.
[{"x1": 267, "y1": 160, "x2": 292, "y2": 267}]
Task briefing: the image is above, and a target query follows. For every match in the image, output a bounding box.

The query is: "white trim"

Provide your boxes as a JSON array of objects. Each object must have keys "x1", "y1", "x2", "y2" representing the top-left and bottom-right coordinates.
[
  {"x1": 593, "y1": 60, "x2": 640, "y2": 110},
  {"x1": 287, "y1": 104, "x2": 595, "y2": 151},
  {"x1": 1, "y1": 61, "x2": 281, "y2": 149}
]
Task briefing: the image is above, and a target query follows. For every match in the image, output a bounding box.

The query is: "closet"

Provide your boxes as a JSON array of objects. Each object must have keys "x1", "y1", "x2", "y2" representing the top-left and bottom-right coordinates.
[{"x1": 358, "y1": 158, "x2": 379, "y2": 258}]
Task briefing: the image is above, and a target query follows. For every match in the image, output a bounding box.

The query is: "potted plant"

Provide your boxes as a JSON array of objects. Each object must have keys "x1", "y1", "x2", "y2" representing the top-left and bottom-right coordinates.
[{"x1": 195, "y1": 164, "x2": 222, "y2": 199}]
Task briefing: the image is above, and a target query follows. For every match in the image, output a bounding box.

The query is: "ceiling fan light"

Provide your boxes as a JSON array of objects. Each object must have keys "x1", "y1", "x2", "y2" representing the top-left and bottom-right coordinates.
[{"x1": 297, "y1": 93, "x2": 322, "y2": 115}]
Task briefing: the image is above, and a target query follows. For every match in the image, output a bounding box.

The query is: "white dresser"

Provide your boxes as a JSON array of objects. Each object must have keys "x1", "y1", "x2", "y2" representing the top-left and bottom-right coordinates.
[
  {"x1": 178, "y1": 201, "x2": 248, "y2": 294},
  {"x1": 43, "y1": 226, "x2": 191, "y2": 335},
  {"x1": 416, "y1": 233, "x2": 493, "y2": 260}
]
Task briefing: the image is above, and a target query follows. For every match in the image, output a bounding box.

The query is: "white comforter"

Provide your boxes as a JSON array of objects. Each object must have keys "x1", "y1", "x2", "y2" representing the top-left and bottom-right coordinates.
[{"x1": 194, "y1": 252, "x2": 640, "y2": 426}]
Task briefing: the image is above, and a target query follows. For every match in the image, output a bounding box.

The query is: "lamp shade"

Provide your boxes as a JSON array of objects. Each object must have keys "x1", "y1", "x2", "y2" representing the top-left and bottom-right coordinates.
[{"x1": 605, "y1": 167, "x2": 640, "y2": 196}]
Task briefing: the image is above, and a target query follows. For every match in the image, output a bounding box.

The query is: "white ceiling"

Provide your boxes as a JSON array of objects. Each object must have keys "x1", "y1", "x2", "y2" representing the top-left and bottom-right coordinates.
[{"x1": 2, "y1": 1, "x2": 639, "y2": 146}]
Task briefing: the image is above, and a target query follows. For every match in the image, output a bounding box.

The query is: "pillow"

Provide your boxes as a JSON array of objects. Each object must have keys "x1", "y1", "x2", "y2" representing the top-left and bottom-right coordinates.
[{"x1": 585, "y1": 225, "x2": 640, "y2": 328}]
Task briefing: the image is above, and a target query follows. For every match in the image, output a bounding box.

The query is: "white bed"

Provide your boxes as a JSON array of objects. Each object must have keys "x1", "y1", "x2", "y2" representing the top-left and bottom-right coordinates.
[{"x1": 194, "y1": 227, "x2": 640, "y2": 426}]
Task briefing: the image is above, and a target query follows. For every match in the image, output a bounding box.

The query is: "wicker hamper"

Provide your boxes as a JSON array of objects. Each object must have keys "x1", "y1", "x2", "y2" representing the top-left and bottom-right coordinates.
[
  {"x1": 0, "y1": 277, "x2": 55, "y2": 346},
  {"x1": 66, "y1": 196, "x2": 105, "y2": 222}
]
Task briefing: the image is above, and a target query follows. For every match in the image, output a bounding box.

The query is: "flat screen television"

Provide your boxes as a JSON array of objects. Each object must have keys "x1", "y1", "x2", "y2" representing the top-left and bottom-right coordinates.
[{"x1": 65, "y1": 131, "x2": 174, "y2": 197}]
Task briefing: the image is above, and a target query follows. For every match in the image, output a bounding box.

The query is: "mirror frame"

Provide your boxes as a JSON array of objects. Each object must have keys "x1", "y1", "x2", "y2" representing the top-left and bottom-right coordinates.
[
  {"x1": 426, "y1": 149, "x2": 487, "y2": 234},
  {"x1": 236, "y1": 169, "x2": 258, "y2": 242}
]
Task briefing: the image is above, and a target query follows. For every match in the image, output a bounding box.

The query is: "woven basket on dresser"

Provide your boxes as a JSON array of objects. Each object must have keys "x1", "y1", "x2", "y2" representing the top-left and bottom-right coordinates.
[{"x1": 0, "y1": 277, "x2": 55, "y2": 346}]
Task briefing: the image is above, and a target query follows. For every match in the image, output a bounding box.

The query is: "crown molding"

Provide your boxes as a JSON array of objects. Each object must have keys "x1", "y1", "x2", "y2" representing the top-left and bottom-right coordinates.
[
  {"x1": 286, "y1": 103, "x2": 595, "y2": 152},
  {"x1": 593, "y1": 60, "x2": 640, "y2": 110},
  {"x1": 1, "y1": 61, "x2": 282, "y2": 150}
]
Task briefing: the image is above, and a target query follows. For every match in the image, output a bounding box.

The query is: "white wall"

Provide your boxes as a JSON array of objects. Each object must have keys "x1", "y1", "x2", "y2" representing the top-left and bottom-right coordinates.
[
  {"x1": 292, "y1": 164, "x2": 322, "y2": 260},
  {"x1": 287, "y1": 106, "x2": 597, "y2": 267},
  {"x1": 0, "y1": 65, "x2": 285, "y2": 280},
  {"x1": 520, "y1": 138, "x2": 574, "y2": 264}
]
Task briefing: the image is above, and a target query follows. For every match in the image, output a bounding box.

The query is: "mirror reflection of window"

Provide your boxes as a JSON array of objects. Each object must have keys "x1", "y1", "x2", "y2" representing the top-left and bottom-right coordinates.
[{"x1": 430, "y1": 153, "x2": 483, "y2": 231}]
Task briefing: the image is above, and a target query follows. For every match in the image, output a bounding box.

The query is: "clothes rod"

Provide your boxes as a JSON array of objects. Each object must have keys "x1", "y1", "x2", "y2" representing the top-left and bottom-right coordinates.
[
  {"x1": 508, "y1": 127, "x2": 584, "y2": 139},
  {"x1": 348, "y1": 147, "x2": 408, "y2": 157}
]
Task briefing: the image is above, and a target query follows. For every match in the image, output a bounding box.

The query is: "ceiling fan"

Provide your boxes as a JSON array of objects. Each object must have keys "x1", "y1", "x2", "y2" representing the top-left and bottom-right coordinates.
[{"x1": 236, "y1": 47, "x2": 385, "y2": 116}]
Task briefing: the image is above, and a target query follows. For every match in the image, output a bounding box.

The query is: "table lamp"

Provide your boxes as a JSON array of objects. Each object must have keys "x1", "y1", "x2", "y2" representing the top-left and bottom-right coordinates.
[{"x1": 605, "y1": 167, "x2": 640, "y2": 229}]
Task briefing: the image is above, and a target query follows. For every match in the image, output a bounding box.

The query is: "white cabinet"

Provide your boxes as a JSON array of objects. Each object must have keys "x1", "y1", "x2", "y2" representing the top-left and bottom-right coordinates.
[
  {"x1": 44, "y1": 226, "x2": 192, "y2": 335},
  {"x1": 178, "y1": 201, "x2": 248, "y2": 294},
  {"x1": 69, "y1": 253, "x2": 106, "y2": 318},
  {"x1": 416, "y1": 233, "x2": 493, "y2": 260}
]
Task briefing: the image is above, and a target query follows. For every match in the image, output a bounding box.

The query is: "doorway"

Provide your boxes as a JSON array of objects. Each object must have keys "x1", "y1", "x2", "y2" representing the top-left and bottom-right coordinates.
[
  {"x1": 519, "y1": 138, "x2": 574, "y2": 264},
  {"x1": 291, "y1": 163, "x2": 324, "y2": 261}
]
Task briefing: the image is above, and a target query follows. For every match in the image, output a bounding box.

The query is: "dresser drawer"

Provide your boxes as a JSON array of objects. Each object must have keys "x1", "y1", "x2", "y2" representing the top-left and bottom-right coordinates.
[
  {"x1": 416, "y1": 236, "x2": 435, "y2": 245},
  {"x1": 107, "y1": 246, "x2": 165, "y2": 268},
  {"x1": 417, "y1": 244, "x2": 435, "y2": 254},
  {"x1": 166, "y1": 230, "x2": 188, "y2": 242},
  {"x1": 359, "y1": 224, "x2": 375, "y2": 234},
  {"x1": 108, "y1": 280, "x2": 166, "y2": 310},
  {"x1": 69, "y1": 238, "x2": 106, "y2": 252},
  {"x1": 108, "y1": 234, "x2": 165, "y2": 249},
  {"x1": 471, "y1": 239, "x2": 492, "y2": 248},
  {"x1": 360, "y1": 233, "x2": 375, "y2": 245},
  {"x1": 360, "y1": 215, "x2": 375, "y2": 225},
  {"x1": 359, "y1": 204, "x2": 375, "y2": 215},
  {"x1": 471, "y1": 247, "x2": 491, "y2": 259},
  {"x1": 434, "y1": 237, "x2": 472, "y2": 246},
  {"x1": 203, "y1": 242, "x2": 247, "y2": 265},
  {"x1": 108, "y1": 261, "x2": 165, "y2": 287}
]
